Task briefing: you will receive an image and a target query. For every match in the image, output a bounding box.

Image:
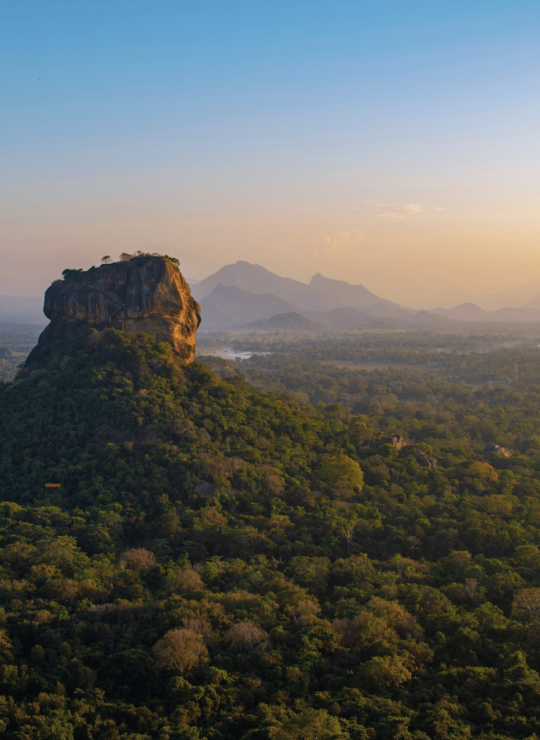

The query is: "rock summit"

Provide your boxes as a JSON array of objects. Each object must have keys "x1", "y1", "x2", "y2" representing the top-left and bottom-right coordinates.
[{"x1": 29, "y1": 255, "x2": 201, "y2": 363}]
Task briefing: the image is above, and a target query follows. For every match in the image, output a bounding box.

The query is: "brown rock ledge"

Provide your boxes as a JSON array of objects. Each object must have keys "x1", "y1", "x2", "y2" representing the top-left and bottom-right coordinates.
[{"x1": 28, "y1": 255, "x2": 201, "y2": 363}]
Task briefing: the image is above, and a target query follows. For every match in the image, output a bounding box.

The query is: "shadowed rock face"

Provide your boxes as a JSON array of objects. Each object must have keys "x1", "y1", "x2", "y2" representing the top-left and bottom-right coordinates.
[{"x1": 30, "y1": 257, "x2": 201, "y2": 363}]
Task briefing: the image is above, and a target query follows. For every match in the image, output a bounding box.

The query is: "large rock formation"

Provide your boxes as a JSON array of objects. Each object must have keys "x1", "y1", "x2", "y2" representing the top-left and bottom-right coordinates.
[{"x1": 28, "y1": 256, "x2": 201, "y2": 363}]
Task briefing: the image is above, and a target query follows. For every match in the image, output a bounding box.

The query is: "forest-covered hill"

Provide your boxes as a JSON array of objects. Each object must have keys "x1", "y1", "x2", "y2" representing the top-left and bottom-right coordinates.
[{"x1": 1, "y1": 328, "x2": 540, "y2": 737}]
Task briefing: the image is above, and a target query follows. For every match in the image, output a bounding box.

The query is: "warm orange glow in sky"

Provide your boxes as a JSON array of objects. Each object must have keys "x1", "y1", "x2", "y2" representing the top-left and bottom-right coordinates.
[{"x1": 2, "y1": 1, "x2": 540, "y2": 308}]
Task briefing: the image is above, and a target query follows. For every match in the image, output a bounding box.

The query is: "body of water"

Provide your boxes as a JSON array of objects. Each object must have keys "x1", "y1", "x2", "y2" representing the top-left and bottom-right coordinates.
[{"x1": 198, "y1": 348, "x2": 269, "y2": 361}]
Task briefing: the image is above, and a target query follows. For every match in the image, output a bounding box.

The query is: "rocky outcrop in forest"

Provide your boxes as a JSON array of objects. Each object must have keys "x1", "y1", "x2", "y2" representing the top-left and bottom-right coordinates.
[{"x1": 28, "y1": 255, "x2": 201, "y2": 363}]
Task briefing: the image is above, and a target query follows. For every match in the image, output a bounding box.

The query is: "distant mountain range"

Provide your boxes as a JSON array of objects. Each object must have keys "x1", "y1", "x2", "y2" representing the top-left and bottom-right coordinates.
[
  {"x1": 430, "y1": 303, "x2": 540, "y2": 323},
  {"x1": 193, "y1": 261, "x2": 540, "y2": 330},
  {"x1": 245, "y1": 312, "x2": 324, "y2": 332},
  {"x1": 200, "y1": 285, "x2": 298, "y2": 326},
  {"x1": 192, "y1": 261, "x2": 403, "y2": 314},
  {"x1": 4, "y1": 262, "x2": 540, "y2": 331},
  {"x1": 192, "y1": 261, "x2": 417, "y2": 329}
]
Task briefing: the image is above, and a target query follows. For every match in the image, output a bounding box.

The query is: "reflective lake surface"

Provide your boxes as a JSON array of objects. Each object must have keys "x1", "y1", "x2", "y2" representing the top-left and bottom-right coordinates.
[{"x1": 198, "y1": 348, "x2": 269, "y2": 361}]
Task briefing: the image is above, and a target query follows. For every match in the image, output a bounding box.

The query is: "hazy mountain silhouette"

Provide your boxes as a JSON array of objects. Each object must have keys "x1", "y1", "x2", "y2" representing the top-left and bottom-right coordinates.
[
  {"x1": 192, "y1": 261, "x2": 400, "y2": 313},
  {"x1": 6, "y1": 262, "x2": 540, "y2": 331},
  {"x1": 194, "y1": 263, "x2": 540, "y2": 329},
  {"x1": 490, "y1": 306, "x2": 540, "y2": 322},
  {"x1": 305, "y1": 273, "x2": 402, "y2": 312},
  {"x1": 192, "y1": 262, "x2": 311, "y2": 302},
  {"x1": 413, "y1": 310, "x2": 452, "y2": 325},
  {"x1": 308, "y1": 307, "x2": 375, "y2": 329},
  {"x1": 429, "y1": 303, "x2": 540, "y2": 323},
  {"x1": 429, "y1": 303, "x2": 490, "y2": 321},
  {"x1": 245, "y1": 312, "x2": 325, "y2": 332},
  {"x1": 202, "y1": 284, "x2": 299, "y2": 325},
  {"x1": 303, "y1": 307, "x2": 405, "y2": 330},
  {"x1": 198, "y1": 298, "x2": 241, "y2": 329}
]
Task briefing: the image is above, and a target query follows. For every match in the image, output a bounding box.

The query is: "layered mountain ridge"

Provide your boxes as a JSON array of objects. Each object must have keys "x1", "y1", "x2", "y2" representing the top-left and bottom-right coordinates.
[
  {"x1": 193, "y1": 261, "x2": 540, "y2": 329},
  {"x1": 4, "y1": 260, "x2": 540, "y2": 332},
  {"x1": 192, "y1": 261, "x2": 400, "y2": 315}
]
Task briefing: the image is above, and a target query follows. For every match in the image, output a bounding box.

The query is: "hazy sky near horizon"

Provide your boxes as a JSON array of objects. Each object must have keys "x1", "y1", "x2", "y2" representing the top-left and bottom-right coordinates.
[{"x1": 2, "y1": 0, "x2": 540, "y2": 307}]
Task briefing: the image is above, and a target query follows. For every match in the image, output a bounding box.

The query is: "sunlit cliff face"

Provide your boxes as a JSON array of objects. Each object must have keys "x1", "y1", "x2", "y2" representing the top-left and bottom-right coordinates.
[{"x1": 29, "y1": 257, "x2": 201, "y2": 364}]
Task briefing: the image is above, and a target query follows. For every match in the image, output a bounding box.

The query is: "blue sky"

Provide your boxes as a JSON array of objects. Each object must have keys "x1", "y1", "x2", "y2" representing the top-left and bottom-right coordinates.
[{"x1": 1, "y1": 1, "x2": 540, "y2": 306}]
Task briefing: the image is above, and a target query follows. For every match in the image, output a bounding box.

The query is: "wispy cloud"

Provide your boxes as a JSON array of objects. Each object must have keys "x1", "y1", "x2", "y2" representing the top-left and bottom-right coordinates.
[
  {"x1": 373, "y1": 203, "x2": 423, "y2": 219},
  {"x1": 344, "y1": 202, "x2": 424, "y2": 219}
]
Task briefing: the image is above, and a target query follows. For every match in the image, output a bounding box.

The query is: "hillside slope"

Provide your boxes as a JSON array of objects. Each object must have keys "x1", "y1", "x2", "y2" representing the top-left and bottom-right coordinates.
[{"x1": 0, "y1": 329, "x2": 540, "y2": 736}]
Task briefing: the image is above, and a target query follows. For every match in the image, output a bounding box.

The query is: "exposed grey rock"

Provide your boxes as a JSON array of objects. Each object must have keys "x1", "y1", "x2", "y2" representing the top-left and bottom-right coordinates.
[
  {"x1": 483, "y1": 444, "x2": 512, "y2": 458},
  {"x1": 414, "y1": 451, "x2": 437, "y2": 468},
  {"x1": 194, "y1": 481, "x2": 213, "y2": 497}
]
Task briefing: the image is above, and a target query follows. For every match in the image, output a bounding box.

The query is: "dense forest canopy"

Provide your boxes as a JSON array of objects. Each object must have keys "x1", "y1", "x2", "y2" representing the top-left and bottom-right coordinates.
[{"x1": 1, "y1": 327, "x2": 540, "y2": 737}]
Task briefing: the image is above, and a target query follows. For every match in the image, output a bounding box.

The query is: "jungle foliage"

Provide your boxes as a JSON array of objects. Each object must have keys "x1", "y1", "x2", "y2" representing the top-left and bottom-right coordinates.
[{"x1": 1, "y1": 328, "x2": 540, "y2": 738}]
